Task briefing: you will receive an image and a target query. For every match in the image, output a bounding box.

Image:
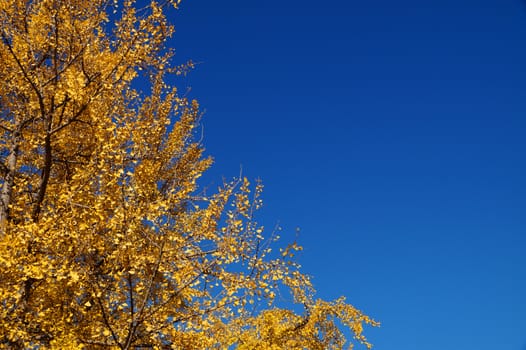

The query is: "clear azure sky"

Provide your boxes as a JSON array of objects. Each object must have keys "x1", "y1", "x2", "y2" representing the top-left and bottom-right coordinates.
[{"x1": 167, "y1": 1, "x2": 526, "y2": 349}]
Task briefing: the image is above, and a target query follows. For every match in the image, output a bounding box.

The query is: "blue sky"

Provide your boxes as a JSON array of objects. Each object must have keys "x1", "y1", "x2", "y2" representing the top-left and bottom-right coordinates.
[{"x1": 167, "y1": 1, "x2": 526, "y2": 349}]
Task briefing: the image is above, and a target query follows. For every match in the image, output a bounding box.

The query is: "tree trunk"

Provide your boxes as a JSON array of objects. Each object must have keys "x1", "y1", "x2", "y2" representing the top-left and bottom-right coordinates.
[{"x1": 0, "y1": 123, "x2": 20, "y2": 232}]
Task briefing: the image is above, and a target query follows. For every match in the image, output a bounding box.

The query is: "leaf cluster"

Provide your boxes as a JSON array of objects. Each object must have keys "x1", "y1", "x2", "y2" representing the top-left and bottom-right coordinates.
[{"x1": 0, "y1": 1, "x2": 377, "y2": 348}]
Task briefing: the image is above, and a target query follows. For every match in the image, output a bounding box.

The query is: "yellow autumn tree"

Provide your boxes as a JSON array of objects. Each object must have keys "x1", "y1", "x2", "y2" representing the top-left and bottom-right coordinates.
[{"x1": 0, "y1": 0, "x2": 378, "y2": 348}]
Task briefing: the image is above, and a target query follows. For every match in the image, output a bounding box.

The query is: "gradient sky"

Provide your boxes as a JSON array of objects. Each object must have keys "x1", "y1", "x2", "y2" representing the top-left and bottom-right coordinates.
[{"x1": 165, "y1": 1, "x2": 526, "y2": 349}]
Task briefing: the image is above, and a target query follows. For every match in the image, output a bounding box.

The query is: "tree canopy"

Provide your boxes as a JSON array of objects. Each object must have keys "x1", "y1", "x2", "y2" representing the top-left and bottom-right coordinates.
[{"x1": 0, "y1": 0, "x2": 377, "y2": 348}]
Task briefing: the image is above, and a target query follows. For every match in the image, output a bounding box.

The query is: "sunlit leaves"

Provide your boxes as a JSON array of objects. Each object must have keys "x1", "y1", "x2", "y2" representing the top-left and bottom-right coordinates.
[{"x1": 0, "y1": 0, "x2": 376, "y2": 348}]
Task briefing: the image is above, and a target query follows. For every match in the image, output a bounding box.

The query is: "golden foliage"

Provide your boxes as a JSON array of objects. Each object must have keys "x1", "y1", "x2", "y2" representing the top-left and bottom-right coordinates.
[{"x1": 0, "y1": 0, "x2": 378, "y2": 348}]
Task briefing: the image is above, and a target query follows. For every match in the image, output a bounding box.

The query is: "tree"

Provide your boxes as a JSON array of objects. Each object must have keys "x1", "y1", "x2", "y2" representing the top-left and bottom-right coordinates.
[{"x1": 0, "y1": 0, "x2": 378, "y2": 348}]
